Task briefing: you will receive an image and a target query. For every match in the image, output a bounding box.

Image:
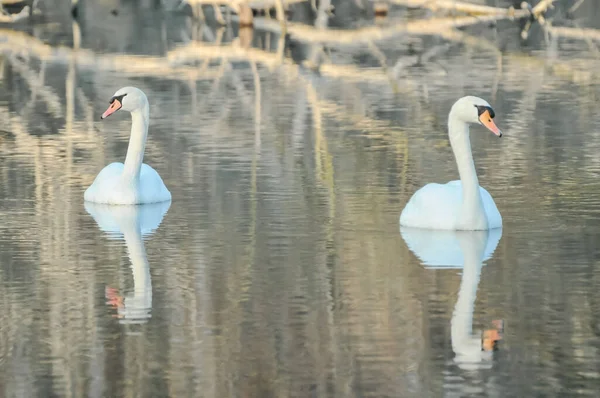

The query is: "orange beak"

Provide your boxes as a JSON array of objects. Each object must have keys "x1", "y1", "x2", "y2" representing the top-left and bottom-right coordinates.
[
  {"x1": 479, "y1": 109, "x2": 502, "y2": 137},
  {"x1": 101, "y1": 99, "x2": 122, "y2": 119}
]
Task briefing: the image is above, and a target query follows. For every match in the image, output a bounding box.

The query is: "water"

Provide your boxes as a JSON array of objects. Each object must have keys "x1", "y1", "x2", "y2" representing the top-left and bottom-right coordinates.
[{"x1": 0, "y1": 0, "x2": 600, "y2": 396}]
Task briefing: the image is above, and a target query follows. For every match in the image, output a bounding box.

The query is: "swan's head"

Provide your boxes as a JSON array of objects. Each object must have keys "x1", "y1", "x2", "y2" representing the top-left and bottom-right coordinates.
[
  {"x1": 101, "y1": 87, "x2": 148, "y2": 119},
  {"x1": 450, "y1": 96, "x2": 502, "y2": 138}
]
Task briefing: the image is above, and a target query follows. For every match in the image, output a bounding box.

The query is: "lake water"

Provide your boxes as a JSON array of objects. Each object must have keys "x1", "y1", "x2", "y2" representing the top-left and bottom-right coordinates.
[{"x1": 0, "y1": 0, "x2": 600, "y2": 396}]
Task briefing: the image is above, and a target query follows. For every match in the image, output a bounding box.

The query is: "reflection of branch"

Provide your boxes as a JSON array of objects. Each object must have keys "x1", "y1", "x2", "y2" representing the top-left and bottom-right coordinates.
[
  {"x1": 250, "y1": 61, "x2": 261, "y2": 150},
  {"x1": 168, "y1": 41, "x2": 283, "y2": 69},
  {"x1": 438, "y1": 28, "x2": 600, "y2": 85},
  {"x1": 390, "y1": 0, "x2": 552, "y2": 21},
  {"x1": 318, "y1": 63, "x2": 412, "y2": 89},
  {"x1": 367, "y1": 41, "x2": 400, "y2": 92},
  {"x1": 249, "y1": 0, "x2": 557, "y2": 44},
  {"x1": 21, "y1": 60, "x2": 45, "y2": 114},
  {"x1": 387, "y1": 0, "x2": 521, "y2": 16},
  {"x1": 568, "y1": 0, "x2": 586, "y2": 14},
  {"x1": 306, "y1": 0, "x2": 330, "y2": 68},
  {"x1": 168, "y1": 41, "x2": 422, "y2": 89},
  {"x1": 545, "y1": 25, "x2": 600, "y2": 42},
  {"x1": 532, "y1": 0, "x2": 555, "y2": 20},
  {"x1": 185, "y1": 0, "x2": 305, "y2": 9},
  {"x1": 186, "y1": 0, "x2": 299, "y2": 25},
  {"x1": 302, "y1": 75, "x2": 336, "y2": 222},
  {"x1": 8, "y1": 55, "x2": 63, "y2": 118},
  {"x1": 254, "y1": 14, "x2": 528, "y2": 45},
  {"x1": 0, "y1": 30, "x2": 222, "y2": 81},
  {"x1": 0, "y1": 100, "x2": 102, "y2": 185},
  {"x1": 76, "y1": 88, "x2": 95, "y2": 134}
]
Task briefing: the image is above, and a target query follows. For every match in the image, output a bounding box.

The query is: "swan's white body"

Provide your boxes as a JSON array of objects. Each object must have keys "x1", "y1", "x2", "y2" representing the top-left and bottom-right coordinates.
[
  {"x1": 85, "y1": 162, "x2": 170, "y2": 205},
  {"x1": 400, "y1": 227, "x2": 502, "y2": 370},
  {"x1": 84, "y1": 87, "x2": 171, "y2": 205},
  {"x1": 400, "y1": 96, "x2": 502, "y2": 230},
  {"x1": 85, "y1": 200, "x2": 171, "y2": 324},
  {"x1": 400, "y1": 181, "x2": 501, "y2": 230}
]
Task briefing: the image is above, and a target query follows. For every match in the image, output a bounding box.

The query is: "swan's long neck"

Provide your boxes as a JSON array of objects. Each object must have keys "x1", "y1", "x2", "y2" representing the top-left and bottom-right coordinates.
[
  {"x1": 122, "y1": 104, "x2": 149, "y2": 181},
  {"x1": 451, "y1": 232, "x2": 485, "y2": 362},
  {"x1": 448, "y1": 116, "x2": 486, "y2": 229}
]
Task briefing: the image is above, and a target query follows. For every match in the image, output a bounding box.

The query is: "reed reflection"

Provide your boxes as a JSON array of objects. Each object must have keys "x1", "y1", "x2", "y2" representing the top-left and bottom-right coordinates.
[
  {"x1": 85, "y1": 201, "x2": 171, "y2": 324},
  {"x1": 401, "y1": 227, "x2": 503, "y2": 370}
]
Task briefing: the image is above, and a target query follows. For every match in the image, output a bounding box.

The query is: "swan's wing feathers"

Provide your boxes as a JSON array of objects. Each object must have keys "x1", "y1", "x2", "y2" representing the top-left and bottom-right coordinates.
[
  {"x1": 84, "y1": 163, "x2": 125, "y2": 202},
  {"x1": 478, "y1": 186, "x2": 502, "y2": 229},
  {"x1": 139, "y1": 164, "x2": 172, "y2": 203},
  {"x1": 400, "y1": 182, "x2": 462, "y2": 229},
  {"x1": 93, "y1": 162, "x2": 124, "y2": 181}
]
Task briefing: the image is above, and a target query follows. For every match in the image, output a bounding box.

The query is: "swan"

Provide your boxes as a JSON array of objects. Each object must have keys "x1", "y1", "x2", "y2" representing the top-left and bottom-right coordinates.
[
  {"x1": 400, "y1": 226, "x2": 503, "y2": 370},
  {"x1": 85, "y1": 200, "x2": 171, "y2": 324},
  {"x1": 400, "y1": 96, "x2": 503, "y2": 230},
  {"x1": 84, "y1": 86, "x2": 172, "y2": 205}
]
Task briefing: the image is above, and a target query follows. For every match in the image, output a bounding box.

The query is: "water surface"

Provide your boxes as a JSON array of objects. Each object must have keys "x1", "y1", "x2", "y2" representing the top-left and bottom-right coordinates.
[{"x1": 0, "y1": 1, "x2": 600, "y2": 397}]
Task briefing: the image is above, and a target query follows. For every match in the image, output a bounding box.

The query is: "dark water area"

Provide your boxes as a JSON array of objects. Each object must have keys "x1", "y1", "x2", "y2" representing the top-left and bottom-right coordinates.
[{"x1": 0, "y1": 0, "x2": 599, "y2": 396}]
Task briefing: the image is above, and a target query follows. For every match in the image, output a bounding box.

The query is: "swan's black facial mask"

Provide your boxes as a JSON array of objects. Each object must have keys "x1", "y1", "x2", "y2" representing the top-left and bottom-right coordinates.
[
  {"x1": 475, "y1": 105, "x2": 502, "y2": 137},
  {"x1": 101, "y1": 93, "x2": 127, "y2": 120}
]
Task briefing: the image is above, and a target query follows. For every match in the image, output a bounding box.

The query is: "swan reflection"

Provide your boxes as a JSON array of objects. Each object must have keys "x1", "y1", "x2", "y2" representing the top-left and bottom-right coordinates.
[
  {"x1": 85, "y1": 201, "x2": 170, "y2": 324},
  {"x1": 401, "y1": 227, "x2": 503, "y2": 370}
]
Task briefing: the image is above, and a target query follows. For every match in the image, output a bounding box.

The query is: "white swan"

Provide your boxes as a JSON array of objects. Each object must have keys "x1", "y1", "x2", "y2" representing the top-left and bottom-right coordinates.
[
  {"x1": 85, "y1": 201, "x2": 171, "y2": 324},
  {"x1": 400, "y1": 226, "x2": 503, "y2": 370},
  {"x1": 84, "y1": 87, "x2": 172, "y2": 205},
  {"x1": 400, "y1": 96, "x2": 503, "y2": 230}
]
